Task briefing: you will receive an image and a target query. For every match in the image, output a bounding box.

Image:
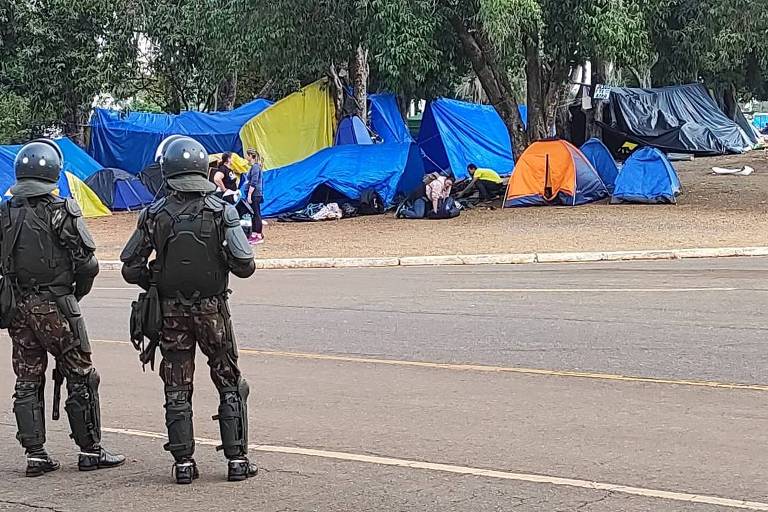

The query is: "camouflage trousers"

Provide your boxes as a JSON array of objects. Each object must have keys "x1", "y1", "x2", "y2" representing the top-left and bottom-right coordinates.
[
  {"x1": 10, "y1": 292, "x2": 101, "y2": 453},
  {"x1": 10, "y1": 293, "x2": 92, "y2": 381},
  {"x1": 159, "y1": 296, "x2": 240, "y2": 393},
  {"x1": 158, "y1": 296, "x2": 243, "y2": 461}
]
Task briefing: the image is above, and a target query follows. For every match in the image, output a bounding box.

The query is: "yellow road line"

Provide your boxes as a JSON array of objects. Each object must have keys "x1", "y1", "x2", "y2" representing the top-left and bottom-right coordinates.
[
  {"x1": 103, "y1": 427, "x2": 768, "y2": 511},
  {"x1": 440, "y1": 287, "x2": 739, "y2": 293},
  {"x1": 93, "y1": 338, "x2": 768, "y2": 392}
]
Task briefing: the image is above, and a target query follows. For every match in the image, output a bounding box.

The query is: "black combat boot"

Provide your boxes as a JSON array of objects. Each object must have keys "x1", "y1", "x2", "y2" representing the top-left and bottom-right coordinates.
[
  {"x1": 173, "y1": 458, "x2": 200, "y2": 485},
  {"x1": 25, "y1": 454, "x2": 60, "y2": 477},
  {"x1": 227, "y1": 457, "x2": 258, "y2": 482},
  {"x1": 78, "y1": 447, "x2": 126, "y2": 471}
]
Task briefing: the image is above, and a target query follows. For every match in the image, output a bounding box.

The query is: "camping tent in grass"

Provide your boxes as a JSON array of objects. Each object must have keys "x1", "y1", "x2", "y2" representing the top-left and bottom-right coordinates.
[
  {"x1": 336, "y1": 116, "x2": 374, "y2": 145},
  {"x1": 240, "y1": 79, "x2": 336, "y2": 170},
  {"x1": 0, "y1": 138, "x2": 111, "y2": 217},
  {"x1": 85, "y1": 168, "x2": 155, "y2": 211},
  {"x1": 369, "y1": 93, "x2": 412, "y2": 144},
  {"x1": 610, "y1": 147, "x2": 681, "y2": 204},
  {"x1": 580, "y1": 138, "x2": 619, "y2": 192},
  {"x1": 261, "y1": 143, "x2": 424, "y2": 217},
  {"x1": 504, "y1": 140, "x2": 609, "y2": 207},
  {"x1": 89, "y1": 98, "x2": 273, "y2": 174},
  {"x1": 418, "y1": 98, "x2": 524, "y2": 180}
]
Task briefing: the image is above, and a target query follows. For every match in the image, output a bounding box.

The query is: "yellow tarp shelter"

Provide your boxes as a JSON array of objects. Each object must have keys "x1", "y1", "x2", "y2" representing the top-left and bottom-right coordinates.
[
  {"x1": 6, "y1": 172, "x2": 111, "y2": 218},
  {"x1": 57, "y1": 172, "x2": 112, "y2": 218},
  {"x1": 239, "y1": 79, "x2": 336, "y2": 170}
]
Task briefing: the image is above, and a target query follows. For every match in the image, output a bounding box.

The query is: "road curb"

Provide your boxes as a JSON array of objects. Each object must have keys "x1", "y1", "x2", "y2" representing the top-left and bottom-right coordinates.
[{"x1": 97, "y1": 246, "x2": 768, "y2": 271}]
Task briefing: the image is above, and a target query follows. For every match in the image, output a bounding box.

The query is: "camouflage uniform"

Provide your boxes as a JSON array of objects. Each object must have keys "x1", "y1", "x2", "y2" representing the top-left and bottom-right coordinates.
[
  {"x1": 120, "y1": 135, "x2": 255, "y2": 483},
  {"x1": 1, "y1": 184, "x2": 124, "y2": 475}
]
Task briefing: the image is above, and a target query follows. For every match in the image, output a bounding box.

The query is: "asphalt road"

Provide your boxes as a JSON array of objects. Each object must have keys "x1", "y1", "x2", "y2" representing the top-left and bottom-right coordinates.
[{"x1": 0, "y1": 257, "x2": 767, "y2": 511}]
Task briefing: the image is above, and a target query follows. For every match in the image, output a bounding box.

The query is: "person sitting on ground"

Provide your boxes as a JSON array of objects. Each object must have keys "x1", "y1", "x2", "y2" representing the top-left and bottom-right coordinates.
[
  {"x1": 245, "y1": 148, "x2": 264, "y2": 246},
  {"x1": 457, "y1": 164, "x2": 503, "y2": 201},
  {"x1": 213, "y1": 152, "x2": 239, "y2": 205}
]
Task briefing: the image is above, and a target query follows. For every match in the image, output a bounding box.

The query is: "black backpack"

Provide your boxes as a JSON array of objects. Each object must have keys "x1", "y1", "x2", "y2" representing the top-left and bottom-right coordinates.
[{"x1": 358, "y1": 188, "x2": 384, "y2": 215}]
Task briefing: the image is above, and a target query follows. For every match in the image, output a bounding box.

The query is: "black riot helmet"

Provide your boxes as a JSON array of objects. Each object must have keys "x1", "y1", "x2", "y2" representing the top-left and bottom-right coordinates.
[
  {"x1": 158, "y1": 135, "x2": 209, "y2": 180},
  {"x1": 14, "y1": 139, "x2": 63, "y2": 183}
]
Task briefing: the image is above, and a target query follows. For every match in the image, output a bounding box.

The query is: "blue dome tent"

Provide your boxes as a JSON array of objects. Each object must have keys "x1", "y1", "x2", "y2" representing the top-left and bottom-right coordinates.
[
  {"x1": 580, "y1": 138, "x2": 619, "y2": 193},
  {"x1": 85, "y1": 168, "x2": 155, "y2": 211},
  {"x1": 336, "y1": 116, "x2": 374, "y2": 145},
  {"x1": 610, "y1": 147, "x2": 681, "y2": 204}
]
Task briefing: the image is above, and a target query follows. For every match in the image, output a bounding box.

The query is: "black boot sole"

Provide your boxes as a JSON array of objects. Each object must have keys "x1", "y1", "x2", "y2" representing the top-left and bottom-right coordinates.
[
  {"x1": 26, "y1": 464, "x2": 60, "y2": 477},
  {"x1": 79, "y1": 459, "x2": 126, "y2": 471}
]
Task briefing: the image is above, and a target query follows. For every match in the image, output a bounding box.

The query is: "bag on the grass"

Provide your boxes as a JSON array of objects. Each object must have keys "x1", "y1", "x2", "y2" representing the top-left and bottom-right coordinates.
[
  {"x1": 427, "y1": 197, "x2": 460, "y2": 220},
  {"x1": 358, "y1": 188, "x2": 384, "y2": 215}
]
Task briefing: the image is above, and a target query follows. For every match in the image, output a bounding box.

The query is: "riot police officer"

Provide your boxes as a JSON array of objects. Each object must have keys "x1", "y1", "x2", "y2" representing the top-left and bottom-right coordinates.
[
  {"x1": 1, "y1": 139, "x2": 125, "y2": 476},
  {"x1": 120, "y1": 135, "x2": 257, "y2": 484}
]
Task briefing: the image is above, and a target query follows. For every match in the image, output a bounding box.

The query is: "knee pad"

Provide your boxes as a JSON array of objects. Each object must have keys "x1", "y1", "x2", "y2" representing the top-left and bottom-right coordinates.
[
  {"x1": 214, "y1": 377, "x2": 250, "y2": 458},
  {"x1": 164, "y1": 385, "x2": 194, "y2": 461},
  {"x1": 64, "y1": 368, "x2": 101, "y2": 450},
  {"x1": 13, "y1": 379, "x2": 46, "y2": 449}
]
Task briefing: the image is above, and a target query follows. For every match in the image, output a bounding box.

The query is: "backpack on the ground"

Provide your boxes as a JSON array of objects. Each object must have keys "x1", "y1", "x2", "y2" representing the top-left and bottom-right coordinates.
[{"x1": 358, "y1": 188, "x2": 384, "y2": 215}]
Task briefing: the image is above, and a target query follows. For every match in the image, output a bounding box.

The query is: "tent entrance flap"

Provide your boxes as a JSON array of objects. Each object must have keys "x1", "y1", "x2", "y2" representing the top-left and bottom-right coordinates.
[{"x1": 543, "y1": 154, "x2": 553, "y2": 201}]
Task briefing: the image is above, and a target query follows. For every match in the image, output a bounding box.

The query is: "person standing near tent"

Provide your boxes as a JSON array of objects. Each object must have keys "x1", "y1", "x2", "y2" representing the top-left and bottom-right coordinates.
[
  {"x1": 213, "y1": 152, "x2": 239, "y2": 205},
  {"x1": 120, "y1": 135, "x2": 257, "y2": 485},
  {"x1": 458, "y1": 164, "x2": 504, "y2": 201},
  {"x1": 245, "y1": 148, "x2": 264, "y2": 245},
  {"x1": 1, "y1": 139, "x2": 125, "y2": 477}
]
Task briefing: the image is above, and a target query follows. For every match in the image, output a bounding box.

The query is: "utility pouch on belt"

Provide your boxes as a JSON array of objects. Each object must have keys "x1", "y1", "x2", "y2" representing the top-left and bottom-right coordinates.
[
  {"x1": 0, "y1": 276, "x2": 17, "y2": 329},
  {"x1": 130, "y1": 285, "x2": 162, "y2": 371}
]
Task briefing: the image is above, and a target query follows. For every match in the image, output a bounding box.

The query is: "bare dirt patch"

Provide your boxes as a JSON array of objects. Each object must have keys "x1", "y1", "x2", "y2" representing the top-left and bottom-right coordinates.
[{"x1": 88, "y1": 151, "x2": 768, "y2": 260}]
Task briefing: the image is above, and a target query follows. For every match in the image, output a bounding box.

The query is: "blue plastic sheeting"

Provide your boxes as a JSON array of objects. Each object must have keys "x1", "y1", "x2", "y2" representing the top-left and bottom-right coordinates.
[
  {"x1": 336, "y1": 116, "x2": 374, "y2": 145},
  {"x1": 611, "y1": 147, "x2": 681, "y2": 204},
  {"x1": 580, "y1": 138, "x2": 619, "y2": 193},
  {"x1": 89, "y1": 99, "x2": 273, "y2": 174},
  {"x1": 754, "y1": 114, "x2": 768, "y2": 130},
  {"x1": 262, "y1": 143, "x2": 424, "y2": 217},
  {"x1": 418, "y1": 98, "x2": 525, "y2": 180},
  {"x1": 0, "y1": 137, "x2": 101, "y2": 196},
  {"x1": 370, "y1": 93, "x2": 412, "y2": 144}
]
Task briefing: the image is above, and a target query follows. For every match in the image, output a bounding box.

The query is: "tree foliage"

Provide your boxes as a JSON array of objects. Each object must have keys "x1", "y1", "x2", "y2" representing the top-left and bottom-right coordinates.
[{"x1": 0, "y1": 0, "x2": 137, "y2": 142}]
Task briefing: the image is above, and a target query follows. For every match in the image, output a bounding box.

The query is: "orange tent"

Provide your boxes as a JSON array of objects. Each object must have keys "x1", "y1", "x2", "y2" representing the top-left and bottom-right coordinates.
[{"x1": 504, "y1": 140, "x2": 608, "y2": 207}]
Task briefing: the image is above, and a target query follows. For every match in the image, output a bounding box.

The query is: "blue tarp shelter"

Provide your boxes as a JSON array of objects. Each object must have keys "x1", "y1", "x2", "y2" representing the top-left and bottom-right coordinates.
[
  {"x1": 369, "y1": 93, "x2": 412, "y2": 143},
  {"x1": 580, "y1": 138, "x2": 620, "y2": 193},
  {"x1": 89, "y1": 99, "x2": 273, "y2": 174},
  {"x1": 262, "y1": 143, "x2": 424, "y2": 217},
  {"x1": 0, "y1": 137, "x2": 102, "y2": 197},
  {"x1": 0, "y1": 138, "x2": 111, "y2": 217},
  {"x1": 610, "y1": 147, "x2": 681, "y2": 204},
  {"x1": 417, "y1": 98, "x2": 526, "y2": 180},
  {"x1": 336, "y1": 116, "x2": 374, "y2": 145},
  {"x1": 85, "y1": 168, "x2": 155, "y2": 211}
]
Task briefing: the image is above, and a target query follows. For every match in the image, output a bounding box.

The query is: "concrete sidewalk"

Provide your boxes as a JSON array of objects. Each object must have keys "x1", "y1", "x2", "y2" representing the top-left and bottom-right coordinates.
[{"x1": 99, "y1": 246, "x2": 768, "y2": 270}]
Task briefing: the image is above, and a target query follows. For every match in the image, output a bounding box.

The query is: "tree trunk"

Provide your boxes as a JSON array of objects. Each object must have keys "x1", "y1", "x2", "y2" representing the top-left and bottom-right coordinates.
[
  {"x1": 217, "y1": 71, "x2": 237, "y2": 111},
  {"x1": 64, "y1": 102, "x2": 88, "y2": 146},
  {"x1": 328, "y1": 64, "x2": 345, "y2": 126},
  {"x1": 349, "y1": 45, "x2": 369, "y2": 123},
  {"x1": 450, "y1": 15, "x2": 528, "y2": 156},
  {"x1": 524, "y1": 36, "x2": 547, "y2": 142},
  {"x1": 257, "y1": 79, "x2": 275, "y2": 99}
]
